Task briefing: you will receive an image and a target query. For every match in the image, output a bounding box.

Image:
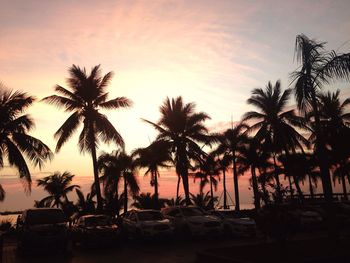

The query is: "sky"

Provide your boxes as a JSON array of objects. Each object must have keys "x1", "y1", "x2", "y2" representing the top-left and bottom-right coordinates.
[{"x1": 1, "y1": 0, "x2": 350, "y2": 210}]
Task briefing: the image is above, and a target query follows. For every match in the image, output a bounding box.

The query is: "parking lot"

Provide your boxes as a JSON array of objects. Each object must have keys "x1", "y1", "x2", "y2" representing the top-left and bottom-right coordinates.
[{"x1": 2, "y1": 236, "x2": 259, "y2": 263}]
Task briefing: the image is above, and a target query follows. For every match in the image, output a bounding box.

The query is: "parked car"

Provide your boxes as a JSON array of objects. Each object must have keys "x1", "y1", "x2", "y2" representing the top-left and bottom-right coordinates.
[
  {"x1": 71, "y1": 214, "x2": 120, "y2": 246},
  {"x1": 122, "y1": 209, "x2": 173, "y2": 240},
  {"x1": 210, "y1": 210, "x2": 256, "y2": 237},
  {"x1": 161, "y1": 206, "x2": 223, "y2": 238},
  {"x1": 16, "y1": 208, "x2": 70, "y2": 253}
]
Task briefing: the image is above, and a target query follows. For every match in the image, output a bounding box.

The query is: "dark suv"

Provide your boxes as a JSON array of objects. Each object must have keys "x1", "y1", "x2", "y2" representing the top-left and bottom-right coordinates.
[{"x1": 17, "y1": 208, "x2": 70, "y2": 253}]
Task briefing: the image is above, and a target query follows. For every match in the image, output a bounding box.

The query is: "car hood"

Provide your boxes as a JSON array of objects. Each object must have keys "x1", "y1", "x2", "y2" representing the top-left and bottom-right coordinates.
[
  {"x1": 226, "y1": 218, "x2": 256, "y2": 225},
  {"x1": 85, "y1": 225, "x2": 118, "y2": 232},
  {"x1": 140, "y1": 219, "x2": 171, "y2": 227},
  {"x1": 187, "y1": 215, "x2": 220, "y2": 223}
]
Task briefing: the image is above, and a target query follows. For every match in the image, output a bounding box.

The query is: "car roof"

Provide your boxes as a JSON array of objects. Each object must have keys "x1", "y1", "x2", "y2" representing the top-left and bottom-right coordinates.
[{"x1": 80, "y1": 214, "x2": 109, "y2": 219}]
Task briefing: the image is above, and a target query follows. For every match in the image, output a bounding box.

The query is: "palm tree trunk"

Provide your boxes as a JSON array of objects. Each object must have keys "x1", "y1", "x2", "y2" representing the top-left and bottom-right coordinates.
[
  {"x1": 123, "y1": 177, "x2": 128, "y2": 213},
  {"x1": 176, "y1": 176, "x2": 181, "y2": 200},
  {"x1": 340, "y1": 166, "x2": 348, "y2": 201},
  {"x1": 154, "y1": 171, "x2": 159, "y2": 209},
  {"x1": 308, "y1": 174, "x2": 315, "y2": 199},
  {"x1": 89, "y1": 131, "x2": 103, "y2": 212},
  {"x1": 222, "y1": 168, "x2": 227, "y2": 209},
  {"x1": 182, "y1": 172, "x2": 191, "y2": 205},
  {"x1": 273, "y1": 154, "x2": 282, "y2": 203},
  {"x1": 210, "y1": 177, "x2": 214, "y2": 209},
  {"x1": 287, "y1": 176, "x2": 294, "y2": 199},
  {"x1": 232, "y1": 158, "x2": 240, "y2": 211},
  {"x1": 251, "y1": 166, "x2": 260, "y2": 210}
]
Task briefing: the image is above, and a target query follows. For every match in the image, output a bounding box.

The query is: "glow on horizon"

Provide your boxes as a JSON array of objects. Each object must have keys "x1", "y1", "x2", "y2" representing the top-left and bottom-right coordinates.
[{"x1": 1, "y1": 0, "x2": 350, "y2": 210}]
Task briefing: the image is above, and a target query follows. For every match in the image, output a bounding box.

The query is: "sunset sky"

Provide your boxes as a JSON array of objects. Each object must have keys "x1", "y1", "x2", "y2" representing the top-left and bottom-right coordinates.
[{"x1": 1, "y1": 0, "x2": 350, "y2": 210}]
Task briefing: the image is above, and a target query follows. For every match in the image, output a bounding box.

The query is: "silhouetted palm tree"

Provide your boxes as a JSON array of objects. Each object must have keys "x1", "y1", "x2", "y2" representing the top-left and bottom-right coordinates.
[
  {"x1": 165, "y1": 195, "x2": 186, "y2": 206},
  {"x1": 190, "y1": 155, "x2": 220, "y2": 209},
  {"x1": 238, "y1": 138, "x2": 270, "y2": 210},
  {"x1": 143, "y1": 97, "x2": 212, "y2": 205},
  {"x1": 243, "y1": 80, "x2": 308, "y2": 202},
  {"x1": 291, "y1": 34, "x2": 350, "y2": 206},
  {"x1": 42, "y1": 65, "x2": 132, "y2": 211},
  {"x1": 97, "y1": 150, "x2": 139, "y2": 213},
  {"x1": 213, "y1": 124, "x2": 248, "y2": 211},
  {"x1": 133, "y1": 140, "x2": 172, "y2": 209},
  {"x1": 132, "y1": 192, "x2": 168, "y2": 210},
  {"x1": 75, "y1": 188, "x2": 96, "y2": 215},
  {"x1": 190, "y1": 191, "x2": 216, "y2": 210},
  {"x1": 216, "y1": 154, "x2": 231, "y2": 209},
  {"x1": 0, "y1": 185, "x2": 5, "y2": 202},
  {"x1": 37, "y1": 171, "x2": 80, "y2": 208},
  {"x1": 317, "y1": 90, "x2": 350, "y2": 200},
  {"x1": 0, "y1": 87, "x2": 52, "y2": 196}
]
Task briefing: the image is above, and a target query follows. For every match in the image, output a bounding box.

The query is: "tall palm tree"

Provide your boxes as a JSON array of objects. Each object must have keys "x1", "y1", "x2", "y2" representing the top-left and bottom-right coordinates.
[
  {"x1": 216, "y1": 154, "x2": 231, "y2": 209},
  {"x1": 42, "y1": 65, "x2": 132, "y2": 211},
  {"x1": 213, "y1": 124, "x2": 248, "y2": 211},
  {"x1": 37, "y1": 171, "x2": 80, "y2": 208},
  {"x1": 317, "y1": 90, "x2": 350, "y2": 200},
  {"x1": 133, "y1": 140, "x2": 172, "y2": 209},
  {"x1": 242, "y1": 80, "x2": 308, "y2": 202},
  {"x1": 98, "y1": 150, "x2": 139, "y2": 214},
  {"x1": 0, "y1": 87, "x2": 52, "y2": 197},
  {"x1": 290, "y1": 34, "x2": 350, "y2": 206},
  {"x1": 143, "y1": 97, "x2": 212, "y2": 205}
]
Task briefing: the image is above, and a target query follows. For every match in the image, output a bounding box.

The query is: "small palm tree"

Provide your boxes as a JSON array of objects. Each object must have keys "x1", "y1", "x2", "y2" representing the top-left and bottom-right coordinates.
[
  {"x1": 37, "y1": 171, "x2": 80, "y2": 208},
  {"x1": 143, "y1": 97, "x2": 212, "y2": 205},
  {"x1": 132, "y1": 192, "x2": 168, "y2": 210},
  {"x1": 190, "y1": 191, "x2": 216, "y2": 210},
  {"x1": 190, "y1": 155, "x2": 220, "y2": 209},
  {"x1": 98, "y1": 150, "x2": 139, "y2": 213},
  {"x1": 165, "y1": 195, "x2": 186, "y2": 206},
  {"x1": 42, "y1": 65, "x2": 132, "y2": 211},
  {"x1": 0, "y1": 87, "x2": 53, "y2": 197},
  {"x1": 213, "y1": 124, "x2": 248, "y2": 211},
  {"x1": 133, "y1": 140, "x2": 172, "y2": 209},
  {"x1": 75, "y1": 188, "x2": 96, "y2": 215}
]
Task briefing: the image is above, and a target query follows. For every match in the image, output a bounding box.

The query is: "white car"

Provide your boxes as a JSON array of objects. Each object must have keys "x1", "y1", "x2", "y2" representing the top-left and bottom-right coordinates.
[
  {"x1": 122, "y1": 210, "x2": 173, "y2": 239},
  {"x1": 161, "y1": 206, "x2": 223, "y2": 237},
  {"x1": 211, "y1": 210, "x2": 256, "y2": 237}
]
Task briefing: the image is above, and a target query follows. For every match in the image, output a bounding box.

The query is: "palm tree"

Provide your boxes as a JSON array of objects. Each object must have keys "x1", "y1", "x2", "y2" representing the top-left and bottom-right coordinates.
[
  {"x1": 75, "y1": 188, "x2": 96, "y2": 215},
  {"x1": 143, "y1": 97, "x2": 212, "y2": 205},
  {"x1": 98, "y1": 150, "x2": 139, "y2": 214},
  {"x1": 190, "y1": 191, "x2": 216, "y2": 210},
  {"x1": 0, "y1": 87, "x2": 53, "y2": 197},
  {"x1": 133, "y1": 140, "x2": 172, "y2": 209},
  {"x1": 216, "y1": 154, "x2": 231, "y2": 209},
  {"x1": 242, "y1": 80, "x2": 308, "y2": 202},
  {"x1": 0, "y1": 185, "x2": 4, "y2": 202},
  {"x1": 291, "y1": 34, "x2": 350, "y2": 206},
  {"x1": 132, "y1": 192, "x2": 168, "y2": 210},
  {"x1": 238, "y1": 138, "x2": 270, "y2": 210},
  {"x1": 37, "y1": 171, "x2": 80, "y2": 208},
  {"x1": 213, "y1": 124, "x2": 248, "y2": 211},
  {"x1": 317, "y1": 90, "x2": 350, "y2": 200},
  {"x1": 165, "y1": 195, "x2": 186, "y2": 206},
  {"x1": 190, "y1": 155, "x2": 220, "y2": 209},
  {"x1": 42, "y1": 65, "x2": 132, "y2": 211}
]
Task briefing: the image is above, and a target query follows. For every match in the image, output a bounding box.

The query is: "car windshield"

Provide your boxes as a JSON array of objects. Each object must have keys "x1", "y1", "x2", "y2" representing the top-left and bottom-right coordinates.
[
  {"x1": 137, "y1": 211, "x2": 164, "y2": 221},
  {"x1": 181, "y1": 207, "x2": 204, "y2": 217},
  {"x1": 25, "y1": 209, "x2": 66, "y2": 225},
  {"x1": 85, "y1": 216, "x2": 110, "y2": 226}
]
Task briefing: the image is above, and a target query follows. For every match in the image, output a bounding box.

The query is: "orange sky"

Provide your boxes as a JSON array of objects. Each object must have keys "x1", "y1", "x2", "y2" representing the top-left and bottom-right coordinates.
[{"x1": 1, "y1": 0, "x2": 350, "y2": 210}]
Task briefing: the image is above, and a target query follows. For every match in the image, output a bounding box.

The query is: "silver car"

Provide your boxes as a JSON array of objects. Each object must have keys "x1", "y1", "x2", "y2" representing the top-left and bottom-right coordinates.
[
  {"x1": 161, "y1": 206, "x2": 223, "y2": 237},
  {"x1": 211, "y1": 210, "x2": 256, "y2": 237},
  {"x1": 122, "y1": 210, "x2": 173, "y2": 239}
]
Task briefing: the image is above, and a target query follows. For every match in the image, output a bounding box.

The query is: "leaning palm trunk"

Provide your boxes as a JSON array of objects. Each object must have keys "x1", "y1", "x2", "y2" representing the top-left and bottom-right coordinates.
[
  {"x1": 232, "y1": 158, "x2": 240, "y2": 211},
  {"x1": 308, "y1": 174, "x2": 315, "y2": 199},
  {"x1": 123, "y1": 177, "x2": 128, "y2": 213},
  {"x1": 272, "y1": 155, "x2": 282, "y2": 203},
  {"x1": 210, "y1": 177, "x2": 214, "y2": 209},
  {"x1": 222, "y1": 168, "x2": 228, "y2": 209},
  {"x1": 176, "y1": 176, "x2": 181, "y2": 200},
  {"x1": 89, "y1": 130, "x2": 103, "y2": 212},
  {"x1": 251, "y1": 166, "x2": 260, "y2": 210}
]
